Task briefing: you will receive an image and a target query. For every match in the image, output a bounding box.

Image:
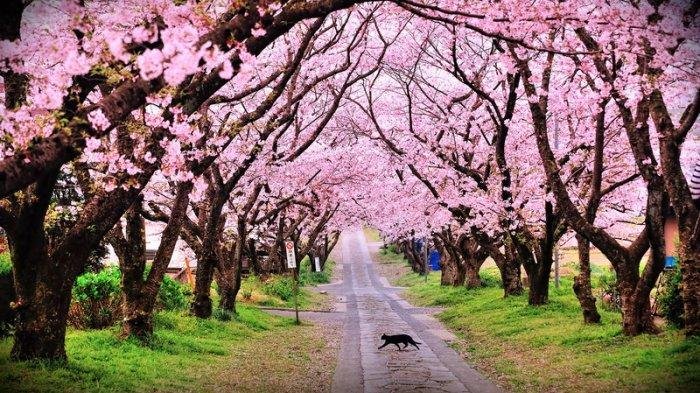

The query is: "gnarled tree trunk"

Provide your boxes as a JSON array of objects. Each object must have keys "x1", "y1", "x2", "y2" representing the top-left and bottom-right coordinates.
[
  {"x1": 459, "y1": 236, "x2": 488, "y2": 289},
  {"x1": 573, "y1": 236, "x2": 601, "y2": 323}
]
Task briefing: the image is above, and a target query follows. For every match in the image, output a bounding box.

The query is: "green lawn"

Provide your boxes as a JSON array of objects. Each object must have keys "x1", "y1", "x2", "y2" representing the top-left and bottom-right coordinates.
[
  {"x1": 392, "y1": 263, "x2": 699, "y2": 392},
  {"x1": 363, "y1": 227, "x2": 382, "y2": 243},
  {"x1": 0, "y1": 306, "x2": 299, "y2": 392}
]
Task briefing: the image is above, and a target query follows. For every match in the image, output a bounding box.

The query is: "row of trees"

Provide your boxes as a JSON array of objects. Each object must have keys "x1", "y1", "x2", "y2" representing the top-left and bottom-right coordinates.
[
  {"x1": 352, "y1": 1, "x2": 699, "y2": 337},
  {"x1": 0, "y1": 0, "x2": 697, "y2": 364}
]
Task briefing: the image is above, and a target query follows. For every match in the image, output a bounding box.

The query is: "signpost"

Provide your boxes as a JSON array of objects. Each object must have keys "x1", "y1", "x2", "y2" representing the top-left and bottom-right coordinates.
[
  {"x1": 314, "y1": 256, "x2": 321, "y2": 272},
  {"x1": 285, "y1": 240, "x2": 300, "y2": 324}
]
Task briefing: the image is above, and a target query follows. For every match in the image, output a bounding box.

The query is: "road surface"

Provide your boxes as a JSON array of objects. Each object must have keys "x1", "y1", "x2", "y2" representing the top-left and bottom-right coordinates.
[{"x1": 324, "y1": 230, "x2": 501, "y2": 393}]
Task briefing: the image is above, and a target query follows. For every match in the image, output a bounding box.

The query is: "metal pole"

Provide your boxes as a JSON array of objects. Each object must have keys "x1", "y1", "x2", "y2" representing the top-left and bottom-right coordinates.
[
  {"x1": 293, "y1": 242, "x2": 300, "y2": 325},
  {"x1": 293, "y1": 267, "x2": 300, "y2": 324}
]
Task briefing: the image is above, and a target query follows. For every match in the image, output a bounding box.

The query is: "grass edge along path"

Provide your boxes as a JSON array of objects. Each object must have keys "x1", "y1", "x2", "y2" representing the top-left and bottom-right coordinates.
[
  {"x1": 0, "y1": 306, "x2": 335, "y2": 392},
  {"x1": 381, "y1": 249, "x2": 699, "y2": 392}
]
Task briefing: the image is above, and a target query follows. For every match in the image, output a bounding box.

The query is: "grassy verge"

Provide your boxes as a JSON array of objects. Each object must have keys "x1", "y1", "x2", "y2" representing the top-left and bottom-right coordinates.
[
  {"x1": 0, "y1": 306, "x2": 312, "y2": 392},
  {"x1": 236, "y1": 258, "x2": 335, "y2": 311},
  {"x1": 363, "y1": 227, "x2": 382, "y2": 242},
  {"x1": 377, "y1": 246, "x2": 699, "y2": 392},
  {"x1": 399, "y1": 271, "x2": 698, "y2": 392}
]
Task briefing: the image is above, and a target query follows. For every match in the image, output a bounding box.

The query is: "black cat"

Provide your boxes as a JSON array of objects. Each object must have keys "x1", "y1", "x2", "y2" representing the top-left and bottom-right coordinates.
[{"x1": 378, "y1": 333, "x2": 421, "y2": 350}]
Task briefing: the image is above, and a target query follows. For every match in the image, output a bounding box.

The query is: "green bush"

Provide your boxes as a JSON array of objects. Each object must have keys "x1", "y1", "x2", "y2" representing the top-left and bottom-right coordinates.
[
  {"x1": 73, "y1": 266, "x2": 121, "y2": 303},
  {"x1": 212, "y1": 307, "x2": 235, "y2": 321},
  {"x1": 596, "y1": 267, "x2": 620, "y2": 311},
  {"x1": 0, "y1": 252, "x2": 14, "y2": 337},
  {"x1": 157, "y1": 276, "x2": 191, "y2": 311},
  {"x1": 0, "y1": 253, "x2": 11, "y2": 276},
  {"x1": 299, "y1": 258, "x2": 333, "y2": 286},
  {"x1": 381, "y1": 243, "x2": 400, "y2": 255},
  {"x1": 70, "y1": 266, "x2": 191, "y2": 329},
  {"x1": 479, "y1": 269, "x2": 501, "y2": 288},
  {"x1": 658, "y1": 267, "x2": 684, "y2": 328},
  {"x1": 262, "y1": 276, "x2": 295, "y2": 301},
  {"x1": 71, "y1": 267, "x2": 122, "y2": 329}
]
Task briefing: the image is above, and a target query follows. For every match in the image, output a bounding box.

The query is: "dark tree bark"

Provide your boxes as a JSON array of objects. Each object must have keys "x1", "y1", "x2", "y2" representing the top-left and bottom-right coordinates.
[
  {"x1": 481, "y1": 236, "x2": 524, "y2": 297},
  {"x1": 573, "y1": 236, "x2": 601, "y2": 324},
  {"x1": 648, "y1": 89, "x2": 700, "y2": 337},
  {"x1": 458, "y1": 236, "x2": 488, "y2": 288},
  {"x1": 510, "y1": 38, "x2": 667, "y2": 335},
  {"x1": 0, "y1": 0, "x2": 25, "y2": 41},
  {"x1": 434, "y1": 232, "x2": 465, "y2": 286},
  {"x1": 110, "y1": 182, "x2": 192, "y2": 340}
]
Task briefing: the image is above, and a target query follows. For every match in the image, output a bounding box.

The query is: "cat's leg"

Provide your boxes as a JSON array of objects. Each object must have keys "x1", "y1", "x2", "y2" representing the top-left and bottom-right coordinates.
[
  {"x1": 378, "y1": 341, "x2": 389, "y2": 349},
  {"x1": 394, "y1": 343, "x2": 402, "y2": 350}
]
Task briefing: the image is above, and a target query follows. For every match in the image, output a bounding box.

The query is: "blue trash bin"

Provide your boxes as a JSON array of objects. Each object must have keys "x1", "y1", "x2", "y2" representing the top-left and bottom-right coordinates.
[
  {"x1": 664, "y1": 256, "x2": 677, "y2": 270},
  {"x1": 429, "y1": 250, "x2": 441, "y2": 271}
]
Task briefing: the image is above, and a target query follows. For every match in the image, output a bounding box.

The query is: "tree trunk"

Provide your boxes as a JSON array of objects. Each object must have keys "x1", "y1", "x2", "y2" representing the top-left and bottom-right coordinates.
[
  {"x1": 11, "y1": 269, "x2": 73, "y2": 361},
  {"x1": 215, "y1": 265, "x2": 236, "y2": 313},
  {"x1": 460, "y1": 237, "x2": 487, "y2": 289},
  {"x1": 495, "y1": 241, "x2": 524, "y2": 296},
  {"x1": 619, "y1": 282, "x2": 657, "y2": 335},
  {"x1": 191, "y1": 257, "x2": 215, "y2": 318},
  {"x1": 435, "y1": 238, "x2": 465, "y2": 286},
  {"x1": 679, "y1": 239, "x2": 699, "y2": 336},
  {"x1": 527, "y1": 266, "x2": 551, "y2": 306},
  {"x1": 121, "y1": 301, "x2": 154, "y2": 341},
  {"x1": 648, "y1": 88, "x2": 700, "y2": 337},
  {"x1": 573, "y1": 235, "x2": 601, "y2": 323},
  {"x1": 465, "y1": 265, "x2": 481, "y2": 288}
]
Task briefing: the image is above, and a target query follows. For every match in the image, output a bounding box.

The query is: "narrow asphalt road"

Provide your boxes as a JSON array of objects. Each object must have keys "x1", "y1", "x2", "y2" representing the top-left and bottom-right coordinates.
[{"x1": 325, "y1": 229, "x2": 501, "y2": 393}]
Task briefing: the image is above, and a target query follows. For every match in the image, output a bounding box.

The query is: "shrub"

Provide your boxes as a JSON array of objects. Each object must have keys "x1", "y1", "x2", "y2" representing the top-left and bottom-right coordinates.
[
  {"x1": 212, "y1": 308, "x2": 235, "y2": 321},
  {"x1": 299, "y1": 258, "x2": 332, "y2": 286},
  {"x1": 157, "y1": 276, "x2": 191, "y2": 311},
  {"x1": 70, "y1": 267, "x2": 122, "y2": 329},
  {"x1": 0, "y1": 252, "x2": 11, "y2": 276},
  {"x1": 262, "y1": 276, "x2": 295, "y2": 301},
  {"x1": 596, "y1": 267, "x2": 621, "y2": 312},
  {"x1": 70, "y1": 266, "x2": 191, "y2": 329},
  {"x1": 479, "y1": 269, "x2": 501, "y2": 288},
  {"x1": 658, "y1": 267, "x2": 684, "y2": 328},
  {"x1": 73, "y1": 266, "x2": 121, "y2": 303},
  {"x1": 0, "y1": 252, "x2": 14, "y2": 337}
]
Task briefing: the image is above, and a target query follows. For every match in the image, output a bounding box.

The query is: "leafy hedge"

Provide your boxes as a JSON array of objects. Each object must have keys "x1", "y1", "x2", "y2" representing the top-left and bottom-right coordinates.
[
  {"x1": 0, "y1": 252, "x2": 14, "y2": 336},
  {"x1": 262, "y1": 276, "x2": 295, "y2": 301},
  {"x1": 658, "y1": 267, "x2": 684, "y2": 328},
  {"x1": 70, "y1": 266, "x2": 191, "y2": 329}
]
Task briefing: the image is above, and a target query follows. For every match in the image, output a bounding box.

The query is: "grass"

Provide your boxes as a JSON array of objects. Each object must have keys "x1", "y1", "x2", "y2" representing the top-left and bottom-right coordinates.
[
  {"x1": 237, "y1": 259, "x2": 335, "y2": 311},
  {"x1": 363, "y1": 227, "x2": 382, "y2": 242},
  {"x1": 376, "y1": 244, "x2": 406, "y2": 265},
  {"x1": 0, "y1": 306, "x2": 302, "y2": 392},
  {"x1": 381, "y1": 248, "x2": 699, "y2": 392},
  {"x1": 405, "y1": 273, "x2": 698, "y2": 391}
]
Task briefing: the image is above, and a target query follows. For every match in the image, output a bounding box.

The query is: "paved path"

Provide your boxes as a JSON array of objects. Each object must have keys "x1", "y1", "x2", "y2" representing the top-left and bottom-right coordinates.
[{"x1": 323, "y1": 230, "x2": 501, "y2": 393}]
